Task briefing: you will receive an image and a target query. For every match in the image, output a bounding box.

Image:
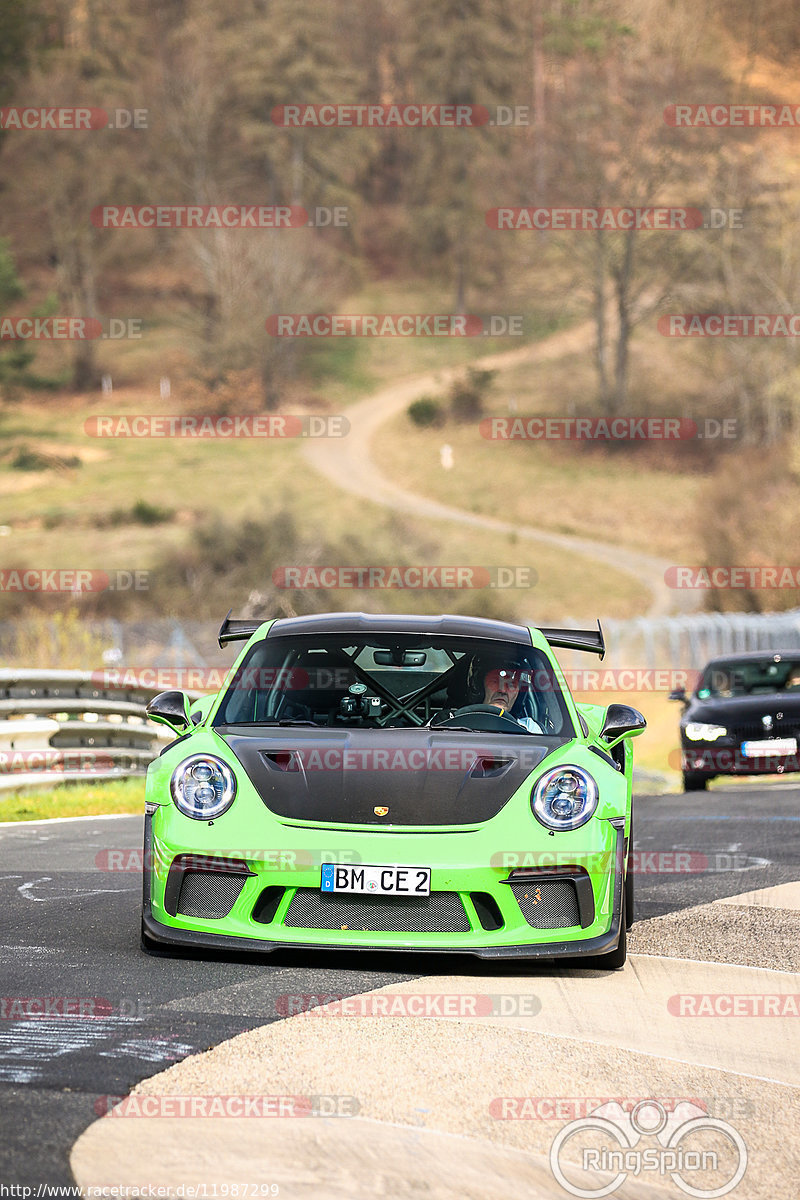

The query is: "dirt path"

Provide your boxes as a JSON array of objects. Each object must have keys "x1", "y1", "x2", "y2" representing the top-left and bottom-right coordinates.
[{"x1": 302, "y1": 322, "x2": 697, "y2": 618}]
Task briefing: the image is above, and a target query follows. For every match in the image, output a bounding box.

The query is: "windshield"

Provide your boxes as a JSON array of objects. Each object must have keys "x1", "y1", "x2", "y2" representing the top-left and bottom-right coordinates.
[
  {"x1": 213, "y1": 633, "x2": 573, "y2": 735},
  {"x1": 697, "y1": 657, "x2": 800, "y2": 698}
]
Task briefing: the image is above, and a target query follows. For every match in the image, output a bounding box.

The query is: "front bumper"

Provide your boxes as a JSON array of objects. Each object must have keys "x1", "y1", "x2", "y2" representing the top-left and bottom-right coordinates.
[
  {"x1": 141, "y1": 811, "x2": 626, "y2": 961},
  {"x1": 682, "y1": 743, "x2": 800, "y2": 776}
]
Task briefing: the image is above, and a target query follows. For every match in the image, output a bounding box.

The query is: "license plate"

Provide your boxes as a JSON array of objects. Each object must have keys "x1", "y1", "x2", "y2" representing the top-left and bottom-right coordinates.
[
  {"x1": 741, "y1": 737, "x2": 797, "y2": 758},
  {"x1": 320, "y1": 863, "x2": 431, "y2": 896}
]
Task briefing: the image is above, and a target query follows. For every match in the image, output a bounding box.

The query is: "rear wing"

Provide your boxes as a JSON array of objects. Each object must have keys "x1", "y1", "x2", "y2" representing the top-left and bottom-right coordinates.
[
  {"x1": 218, "y1": 611, "x2": 266, "y2": 648},
  {"x1": 539, "y1": 620, "x2": 605, "y2": 660}
]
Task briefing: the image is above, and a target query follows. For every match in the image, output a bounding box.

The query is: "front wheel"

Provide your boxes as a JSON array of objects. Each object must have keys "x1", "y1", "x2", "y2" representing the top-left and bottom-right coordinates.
[
  {"x1": 596, "y1": 908, "x2": 627, "y2": 969},
  {"x1": 683, "y1": 770, "x2": 710, "y2": 791}
]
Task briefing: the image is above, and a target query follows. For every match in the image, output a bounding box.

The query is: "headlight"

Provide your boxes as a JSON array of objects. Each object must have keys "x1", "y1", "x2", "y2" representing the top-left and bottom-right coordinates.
[
  {"x1": 170, "y1": 755, "x2": 236, "y2": 820},
  {"x1": 684, "y1": 722, "x2": 727, "y2": 742},
  {"x1": 532, "y1": 766, "x2": 598, "y2": 831}
]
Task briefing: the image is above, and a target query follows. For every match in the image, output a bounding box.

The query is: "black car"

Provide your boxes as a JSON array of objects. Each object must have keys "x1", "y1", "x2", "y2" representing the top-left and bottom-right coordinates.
[{"x1": 670, "y1": 651, "x2": 800, "y2": 791}]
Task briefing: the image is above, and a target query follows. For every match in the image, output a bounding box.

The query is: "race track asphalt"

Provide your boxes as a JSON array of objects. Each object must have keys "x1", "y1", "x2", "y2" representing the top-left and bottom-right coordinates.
[{"x1": 0, "y1": 782, "x2": 798, "y2": 1186}]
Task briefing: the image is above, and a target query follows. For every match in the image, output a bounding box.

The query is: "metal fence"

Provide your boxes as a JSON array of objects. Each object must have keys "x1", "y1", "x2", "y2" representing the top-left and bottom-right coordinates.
[
  {"x1": 602, "y1": 609, "x2": 800, "y2": 669},
  {"x1": 0, "y1": 669, "x2": 173, "y2": 791}
]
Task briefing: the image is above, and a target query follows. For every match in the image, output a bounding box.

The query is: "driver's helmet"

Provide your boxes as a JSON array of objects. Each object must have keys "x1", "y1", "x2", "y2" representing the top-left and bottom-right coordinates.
[{"x1": 465, "y1": 651, "x2": 533, "y2": 712}]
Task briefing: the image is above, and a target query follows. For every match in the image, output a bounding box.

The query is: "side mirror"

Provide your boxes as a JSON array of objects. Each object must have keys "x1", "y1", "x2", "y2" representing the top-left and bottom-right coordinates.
[
  {"x1": 668, "y1": 688, "x2": 687, "y2": 702},
  {"x1": 146, "y1": 690, "x2": 191, "y2": 734},
  {"x1": 600, "y1": 703, "x2": 646, "y2": 748}
]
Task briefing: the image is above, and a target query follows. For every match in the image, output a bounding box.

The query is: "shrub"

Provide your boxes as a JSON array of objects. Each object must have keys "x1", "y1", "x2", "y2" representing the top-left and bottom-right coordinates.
[
  {"x1": 449, "y1": 367, "x2": 496, "y2": 423},
  {"x1": 408, "y1": 396, "x2": 445, "y2": 428}
]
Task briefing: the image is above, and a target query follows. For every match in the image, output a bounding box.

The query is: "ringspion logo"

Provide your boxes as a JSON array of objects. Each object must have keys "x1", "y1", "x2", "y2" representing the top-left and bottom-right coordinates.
[{"x1": 549, "y1": 1100, "x2": 747, "y2": 1198}]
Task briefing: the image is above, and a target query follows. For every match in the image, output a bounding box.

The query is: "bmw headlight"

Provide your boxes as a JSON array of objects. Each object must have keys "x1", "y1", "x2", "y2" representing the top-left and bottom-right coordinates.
[
  {"x1": 532, "y1": 767, "x2": 598, "y2": 831},
  {"x1": 684, "y1": 722, "x2": 727, "y2": 742},
  {"x1": 170, "y1": 755, "x2": 236, "y2": 820}
]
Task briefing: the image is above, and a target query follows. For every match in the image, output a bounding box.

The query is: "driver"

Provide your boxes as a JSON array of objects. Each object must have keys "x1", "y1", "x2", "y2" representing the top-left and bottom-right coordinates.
[{"x1": 481, "y1": 664, "x2": 543, "y2": 733}]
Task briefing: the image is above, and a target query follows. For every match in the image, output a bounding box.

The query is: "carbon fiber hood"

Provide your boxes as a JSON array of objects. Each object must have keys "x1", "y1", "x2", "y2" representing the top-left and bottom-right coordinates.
[{"x1": 216, "y1": 726, "x2": 565, "y2": 826}]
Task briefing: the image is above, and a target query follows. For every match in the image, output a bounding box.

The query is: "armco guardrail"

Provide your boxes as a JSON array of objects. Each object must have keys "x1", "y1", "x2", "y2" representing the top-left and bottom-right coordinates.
[{"x1": 0, "y1": 670, "x2": 185, "y2": 791}]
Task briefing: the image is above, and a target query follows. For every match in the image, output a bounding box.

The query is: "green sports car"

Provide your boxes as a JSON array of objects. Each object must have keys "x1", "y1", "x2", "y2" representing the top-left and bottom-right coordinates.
[{"x1": 141, "y1": 612, "x2": 645, "y2": 968}]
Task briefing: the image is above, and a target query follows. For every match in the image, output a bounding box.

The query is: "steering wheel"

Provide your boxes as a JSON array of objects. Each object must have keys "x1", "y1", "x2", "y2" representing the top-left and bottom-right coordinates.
[{"x1": 429, "y1": 703, "x2": 528, "y2": 734}]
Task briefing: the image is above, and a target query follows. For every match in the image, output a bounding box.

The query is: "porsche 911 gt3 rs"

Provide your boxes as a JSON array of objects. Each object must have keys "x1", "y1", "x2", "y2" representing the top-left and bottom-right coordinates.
[{"x1": 141, "y1": 612, "x2": 645, "y2": 968}]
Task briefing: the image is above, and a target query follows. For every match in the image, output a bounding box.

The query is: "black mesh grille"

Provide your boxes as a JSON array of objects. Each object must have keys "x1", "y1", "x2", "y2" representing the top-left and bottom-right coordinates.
[
  {"x1": 283, "y1": 889, "x2": 470, "y2": 933},
  {"x1": 729, "y1": 720, "x2": 799, "y2": 743},
  {"x1": 176, "y1": 871, "x2": 247, "y2": 919},
  {"x1": 510, "y1": 879, "x2": 580, "y2": 929}
]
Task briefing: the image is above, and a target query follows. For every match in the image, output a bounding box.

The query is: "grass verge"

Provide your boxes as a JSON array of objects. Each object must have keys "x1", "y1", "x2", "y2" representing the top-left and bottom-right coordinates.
[{"x1": 0, "y1": 777, "x2": 144, "y2": 823}]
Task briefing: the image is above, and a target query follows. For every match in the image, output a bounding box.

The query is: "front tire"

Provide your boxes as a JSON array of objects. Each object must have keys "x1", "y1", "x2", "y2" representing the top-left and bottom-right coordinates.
[
  {"x1": 596, "y1": 906, "x2": 627, "y2": 969},
  {"x1": 683, "y1": 771, "x2": 710, "y2": 792}
]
